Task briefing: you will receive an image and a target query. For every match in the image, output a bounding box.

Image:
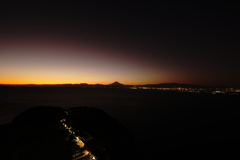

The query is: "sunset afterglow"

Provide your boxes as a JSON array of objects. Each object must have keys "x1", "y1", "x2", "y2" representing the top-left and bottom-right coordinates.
[
  {"x1": 0, "y1": 1, "x2": 239, "y2": 87},
  {"x1": 0, "y1": 34, "x2": 172, "y2": 85}
]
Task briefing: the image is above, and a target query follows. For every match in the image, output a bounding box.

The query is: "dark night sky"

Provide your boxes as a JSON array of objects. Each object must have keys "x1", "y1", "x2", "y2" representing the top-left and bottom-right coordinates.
[{"x1": 0, "y1": 1, "x2": 239, "y2": 86}]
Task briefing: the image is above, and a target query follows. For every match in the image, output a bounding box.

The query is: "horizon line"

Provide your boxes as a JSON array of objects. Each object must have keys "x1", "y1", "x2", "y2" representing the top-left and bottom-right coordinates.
[{"x1": 0, "y1": 83, "x2": 238, "y2": 88}]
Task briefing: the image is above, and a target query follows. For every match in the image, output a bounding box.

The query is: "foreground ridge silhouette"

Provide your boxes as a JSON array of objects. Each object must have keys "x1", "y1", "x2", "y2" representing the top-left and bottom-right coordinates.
[{"x1": 0, "y1": 106, "x2": 135, "y2": 160}]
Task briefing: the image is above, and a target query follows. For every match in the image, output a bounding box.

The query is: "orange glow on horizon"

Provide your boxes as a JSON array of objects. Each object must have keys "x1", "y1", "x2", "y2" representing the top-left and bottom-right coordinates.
[
  {"x1": 0, "y1": 81, "x2": 167, "y2": 85},
  {"x1": 0, "y1": 77, "x2": 174, "y2": 85},
  {"x1": 0, "y1": 30, "x2": 190, "y2": 86}
]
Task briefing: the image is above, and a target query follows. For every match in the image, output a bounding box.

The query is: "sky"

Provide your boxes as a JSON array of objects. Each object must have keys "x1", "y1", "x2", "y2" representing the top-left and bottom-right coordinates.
[{"x1": 0, "y1": 1, "x2": 239, "y2": 86}]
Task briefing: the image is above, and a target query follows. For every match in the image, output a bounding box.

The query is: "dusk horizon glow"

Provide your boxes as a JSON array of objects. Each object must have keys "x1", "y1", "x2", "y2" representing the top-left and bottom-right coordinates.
[{"x1": 0, "y1": 1, "x2": 239, "y2": 87}]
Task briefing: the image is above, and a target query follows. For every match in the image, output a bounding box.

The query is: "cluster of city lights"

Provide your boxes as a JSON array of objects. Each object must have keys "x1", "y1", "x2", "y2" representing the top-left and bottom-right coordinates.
[
  {"x1": 130, "y1": 86, "x2": 240, "y2": 95},
  {"x1": 59, "y1": 111, "x2": 97, "y2": 160}
]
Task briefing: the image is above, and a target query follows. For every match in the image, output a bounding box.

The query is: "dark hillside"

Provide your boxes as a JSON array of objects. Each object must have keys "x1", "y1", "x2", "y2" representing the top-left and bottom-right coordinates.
[{"x1": 0, "y1": 106, "x2": 135, "y2": 160}]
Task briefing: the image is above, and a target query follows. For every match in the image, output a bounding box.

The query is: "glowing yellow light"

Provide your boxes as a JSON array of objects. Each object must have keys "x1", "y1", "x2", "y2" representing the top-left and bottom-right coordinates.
[{"x1": 82, "y1": 150, "x2": 89, "y2": 155}]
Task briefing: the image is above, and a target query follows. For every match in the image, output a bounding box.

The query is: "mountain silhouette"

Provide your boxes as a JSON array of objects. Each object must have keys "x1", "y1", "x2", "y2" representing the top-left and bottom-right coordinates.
[{"x1": 108, "y1": 81, "x2": 123, "y2": 86}]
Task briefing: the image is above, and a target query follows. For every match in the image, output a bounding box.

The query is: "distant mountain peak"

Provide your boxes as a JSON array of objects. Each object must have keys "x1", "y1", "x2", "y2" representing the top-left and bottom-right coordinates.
[{"x1": 109, "y1": 81, "x2": 123, "y2": 86}]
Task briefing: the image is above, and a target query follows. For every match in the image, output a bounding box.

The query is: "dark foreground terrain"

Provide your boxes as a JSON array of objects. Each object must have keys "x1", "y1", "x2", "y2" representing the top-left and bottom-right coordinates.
[
  {"x1": 0, "y1": 106, "x2": 135, "y2": 160},
  {"x1": 0, "y1": 86, "x2": 240, "y2": 159}
]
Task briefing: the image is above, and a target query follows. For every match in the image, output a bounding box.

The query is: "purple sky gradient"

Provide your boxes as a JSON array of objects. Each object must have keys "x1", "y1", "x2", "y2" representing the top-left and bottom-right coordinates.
[{"x1": 0, "y1": 1, "x2": 239, "y2": 86}]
